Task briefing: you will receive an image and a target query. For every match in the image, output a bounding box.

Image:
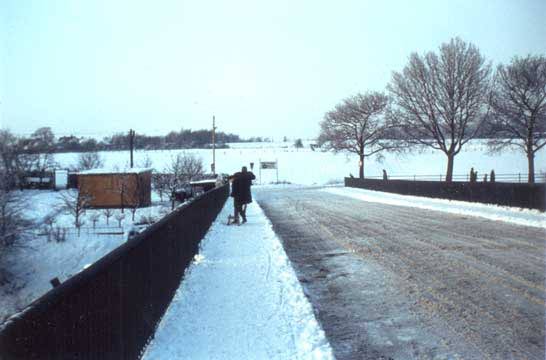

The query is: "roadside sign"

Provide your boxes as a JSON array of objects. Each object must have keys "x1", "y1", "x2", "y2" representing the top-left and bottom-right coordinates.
[
  {"x1": 260, "y1": 161, "x2": 277, "y2": 169},
  {"x1": 259, "y1": 160, "x2": 279, "y2": 184}
]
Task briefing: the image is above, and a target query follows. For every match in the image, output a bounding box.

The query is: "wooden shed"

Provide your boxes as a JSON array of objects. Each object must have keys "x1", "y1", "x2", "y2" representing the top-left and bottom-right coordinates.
[{"x1": 77, "y1": 168, "x2": 152, "y2": 208}]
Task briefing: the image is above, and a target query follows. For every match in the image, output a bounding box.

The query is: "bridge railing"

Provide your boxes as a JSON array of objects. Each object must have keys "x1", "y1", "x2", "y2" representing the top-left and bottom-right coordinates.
[
  {"x1": 0, "y1": 185, "x2": 229, "y2": 360},
  {"x1": 363, "y1": 173, "x2": 545, "y2": 183},
  {"x1": 345, "y1": 178, "x2": 545, "y2": 211}
]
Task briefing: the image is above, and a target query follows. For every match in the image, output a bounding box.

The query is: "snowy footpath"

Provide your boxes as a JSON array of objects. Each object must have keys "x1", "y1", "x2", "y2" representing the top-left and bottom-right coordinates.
[{"x1": 142, "y1": 200, "x2": 333, "y2": 360}]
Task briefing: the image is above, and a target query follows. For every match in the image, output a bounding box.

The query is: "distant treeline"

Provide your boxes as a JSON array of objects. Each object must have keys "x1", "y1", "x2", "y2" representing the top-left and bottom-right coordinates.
[{"x1": 14, "y1": 128, "x2": 272, "y2": 154}]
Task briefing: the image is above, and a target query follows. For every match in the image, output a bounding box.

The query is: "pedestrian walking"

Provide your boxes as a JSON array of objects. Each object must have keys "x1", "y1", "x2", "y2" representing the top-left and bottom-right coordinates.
[{"x1": 229, "y1": 166, "x2": 256, "y2": 224}]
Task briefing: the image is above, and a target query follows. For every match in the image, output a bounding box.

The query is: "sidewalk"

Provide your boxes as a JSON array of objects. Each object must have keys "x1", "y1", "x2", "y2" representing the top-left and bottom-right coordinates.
[{"x1": 142, "y1": 199, "x2": 333, "y2": 360}]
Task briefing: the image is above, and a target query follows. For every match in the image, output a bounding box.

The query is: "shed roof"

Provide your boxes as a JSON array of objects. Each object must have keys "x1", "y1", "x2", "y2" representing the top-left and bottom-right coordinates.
[
  {"x1": 78, "y1": 167, "x2": 153, "y2": 176},
  {"x1": 190, "y1": 179, "x2": 217, "y2": 185}
]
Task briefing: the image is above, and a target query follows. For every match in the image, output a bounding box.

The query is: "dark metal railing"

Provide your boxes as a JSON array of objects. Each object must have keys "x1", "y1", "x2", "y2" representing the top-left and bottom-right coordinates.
[
  {"x1": 364, "y1": 173, "x2": 545, "y2": 183},
  {"x1": 345, "y1": 178, "x2": 545, "y2": 211}
]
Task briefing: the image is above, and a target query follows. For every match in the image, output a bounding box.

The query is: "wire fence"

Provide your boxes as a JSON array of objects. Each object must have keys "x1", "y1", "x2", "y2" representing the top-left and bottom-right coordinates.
[
  {"x1": 36, "y1": 226, "x2": 126, "y2": 239},
  {"x1": 364, "y1": 173, "x2": 546, "y2": 183}
]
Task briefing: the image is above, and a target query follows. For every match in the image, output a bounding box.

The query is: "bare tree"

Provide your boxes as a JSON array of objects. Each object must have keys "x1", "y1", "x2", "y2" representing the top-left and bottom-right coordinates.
[
  {"x1": 23, "y1": 127, "x2": 57, "y2": 184},
  {"x1": 165, "y1": 153, "x2": 204, "y2": 209},
  {"x1": 0, "y1": 130, "x2": 19, "y2": 184},
  {"x1": 318, "y1": 92, "x2": 396, "y2": 179},
  {"x1": 129, "y1": 183, "x2": 140, "y2": 221},
  {"x1": 102, "y1": 208, "x2": 114, "y2": 225},
  {"x1": 89, "y1": 212, "x2": 101, "y2": 229},
  {"x1": 388, "y1": 38, "x2": 492, "y2": 182},
  {"x1": 486, "y1": 55, "x2": 546, "y2": 183},
  {"x1": 152, "y1": 173, "x2": 170, "y2": 202},
  {"x1": 130, "y1": 206, "x2": 138, "y2": 222},
  {"x1": 0, "y1": 128, "x2": 58, "y2": 188},
  {"x1": 59, "y1": 190, "x2": 91, "y2": 236},
  {"x1": 115, "y1": 174, "x2": 131, "y2": 213},
  {"x1": 0, "y1": 173, "x2": 32, "y2": 251},
  {"x1": 43, "y1": 213, "x2": 56, "y2": 231},
  {"x1": 77, "y1": 152, "x2": 104, "y2": 171},
  {"x1": 0, "y1": 171, "x2": 32, "y2": 285},
  {"x1": 0, "y1": 130, "x2": 41, "y2": 188},
  {"x1": 114, "y1": 211, "x2": 125, "y2": 228},
  {"x1": 137, "y1": 154, "x2": 154, "y2": 169}
]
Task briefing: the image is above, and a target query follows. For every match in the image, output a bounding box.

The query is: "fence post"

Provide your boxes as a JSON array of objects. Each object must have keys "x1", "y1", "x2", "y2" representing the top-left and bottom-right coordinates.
[
  {"x1": 518, "y1": 173, "x2": 521, "y2": 183},
  {"x1": 440, "y1": 174, "x2": 442, "y2": 181}
]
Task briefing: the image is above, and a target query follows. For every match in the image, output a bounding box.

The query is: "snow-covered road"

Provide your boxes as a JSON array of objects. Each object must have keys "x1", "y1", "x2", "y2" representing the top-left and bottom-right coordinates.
[
  {"x1": 256, "y1": 186, "x2": 545, "y2": 359},
  {"x1": 142, "y1": 200, "x2": 333, "y2": 360}
]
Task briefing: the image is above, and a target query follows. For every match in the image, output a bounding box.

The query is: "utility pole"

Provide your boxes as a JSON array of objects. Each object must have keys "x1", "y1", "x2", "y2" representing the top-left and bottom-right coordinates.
[
  {"x1": 129, "y1": 129, "x2": 135, "y2": 168},
  {"x1": 212, "y1": 115, "x2": 216, "y2": 175}
]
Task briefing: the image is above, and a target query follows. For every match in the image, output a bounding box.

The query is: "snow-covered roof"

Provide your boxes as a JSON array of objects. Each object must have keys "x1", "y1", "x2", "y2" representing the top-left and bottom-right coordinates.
[
  {"x1": 189, "y1": 179, "x2": 217, "y2": 185},
  {"x1": 78, "y1": 167, "x2": 153, "y2": 175}
]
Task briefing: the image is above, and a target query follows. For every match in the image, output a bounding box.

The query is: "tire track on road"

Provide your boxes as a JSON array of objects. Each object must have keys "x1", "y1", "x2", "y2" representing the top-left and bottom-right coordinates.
[{"x1": 257, "y1": 188, "x2": 545, "y2": 360}]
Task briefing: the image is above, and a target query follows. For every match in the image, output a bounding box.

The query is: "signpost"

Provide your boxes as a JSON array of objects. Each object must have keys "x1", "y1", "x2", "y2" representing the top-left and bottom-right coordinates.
[
  {"x1": 259, "y1": 160, "x2": 278, "y2": 184},
  {"x1": 212, "y1": 115, "x2": 216, "y2": 176}
]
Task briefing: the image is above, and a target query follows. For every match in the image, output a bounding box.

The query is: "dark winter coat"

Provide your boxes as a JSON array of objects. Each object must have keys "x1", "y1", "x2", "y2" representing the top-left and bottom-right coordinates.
[{"x1": 230, "y1": 171, "x2": 256, "y2": 204}]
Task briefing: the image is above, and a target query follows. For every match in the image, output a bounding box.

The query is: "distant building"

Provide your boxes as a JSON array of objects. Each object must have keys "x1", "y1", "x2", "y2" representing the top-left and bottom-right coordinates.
[{"x1": 77, "y1": 168, "x2": 152, "y2": 208}]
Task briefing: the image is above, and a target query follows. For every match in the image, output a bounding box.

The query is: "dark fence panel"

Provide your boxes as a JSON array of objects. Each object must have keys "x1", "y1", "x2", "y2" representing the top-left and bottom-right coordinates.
[
  {"x1": 345, "y1": 178, "x2": 545, "y2": 211},
  {"x1": 0, "y1": 185, "x2": 229, "y2": 360}
]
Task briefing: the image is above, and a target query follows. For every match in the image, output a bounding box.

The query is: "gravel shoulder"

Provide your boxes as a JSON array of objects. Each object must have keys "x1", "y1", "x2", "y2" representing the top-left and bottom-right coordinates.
[{"x1": 256, "y1": 187, "x2": 545, "y2": 360}]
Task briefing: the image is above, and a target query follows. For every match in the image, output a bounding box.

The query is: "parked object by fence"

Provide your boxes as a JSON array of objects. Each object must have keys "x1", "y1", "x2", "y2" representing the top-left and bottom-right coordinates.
[
  {"x1": 0, "y1": 184, "x2": 229, "y2": 360},
  {"x1": 21, "y1": 171, "x2": 55, "y2": 189},
  {"x1": 345, "y1": 178, "x2": 545, "y2": 211}
]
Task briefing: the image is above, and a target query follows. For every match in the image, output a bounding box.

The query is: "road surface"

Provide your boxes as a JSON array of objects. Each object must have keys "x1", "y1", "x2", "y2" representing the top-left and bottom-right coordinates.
[{"x1": 256, "y1": 186, "x2": 545, "y2": 359}]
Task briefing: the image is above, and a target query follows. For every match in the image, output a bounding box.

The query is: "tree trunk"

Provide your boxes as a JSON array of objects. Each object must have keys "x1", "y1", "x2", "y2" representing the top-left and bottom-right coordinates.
[
  {"x1": 528, "y1": 152, "x2": 535, "y2": 183},
  {"x1": 446, "y1": 153, "x2": 454, "y2": 183},
  {"x1": 359, "y1": 154, "x2": 364, "y2": 179}
]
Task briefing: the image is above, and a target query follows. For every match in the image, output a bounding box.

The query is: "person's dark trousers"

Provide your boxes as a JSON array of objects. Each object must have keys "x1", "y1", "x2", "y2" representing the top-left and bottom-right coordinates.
[
  {"x1": 234, "y1": 199, "x2": 244, "y2": 222},
  {"x1": 240, "y1": 204, "x2": 247, "y2": 223}
]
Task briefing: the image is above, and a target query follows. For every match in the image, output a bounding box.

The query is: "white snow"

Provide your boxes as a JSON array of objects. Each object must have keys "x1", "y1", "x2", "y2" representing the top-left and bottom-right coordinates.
[
  {"x1": 0, "y1": 189, "x2": 173, "y2": 323},
  {"x1": 324, "y1": 187, "x2": 546, "y2": 229},
  {"x1": 78, "y1": 167, "x2": 153, "y2": 175},
  {"x1": 189, "y1": 179, "x2": 217, "y2": 185},
  {"x1": 142, "y1": 200, "x2": 333, "y2": 360},
  {"x1": 53, "y1": 140, "x2": 546, "y2": 186}
]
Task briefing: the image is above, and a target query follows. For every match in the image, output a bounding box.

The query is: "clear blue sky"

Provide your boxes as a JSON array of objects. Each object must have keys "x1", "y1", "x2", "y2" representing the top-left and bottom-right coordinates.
[{"x1": 1, "y1": 0, "x2": 545, "y2": 140}]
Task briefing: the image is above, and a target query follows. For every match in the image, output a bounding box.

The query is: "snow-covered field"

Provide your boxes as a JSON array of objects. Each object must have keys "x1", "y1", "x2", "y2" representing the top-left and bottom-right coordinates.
[
  {"x1": 0, "y1": 189, "x2": 171, "y2": 323},
  {"x1": 54, "y1": 140, "x2": 546, "y2": 185},
  {"x1": 324, "y1": 187, "x2": 546, "y2": 229},
  {"x1": 143, "y1": 199, "x2": 333, "y2": 360}
]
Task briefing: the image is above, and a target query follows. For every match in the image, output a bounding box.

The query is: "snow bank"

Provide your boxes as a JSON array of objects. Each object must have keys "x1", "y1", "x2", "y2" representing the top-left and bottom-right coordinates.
[
  {"x1": 142, "y1": 200, "x2": 333, "y2": 359},
  {"x1": 324, "y1": 187, "x2": 546, "y2": 229}
]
